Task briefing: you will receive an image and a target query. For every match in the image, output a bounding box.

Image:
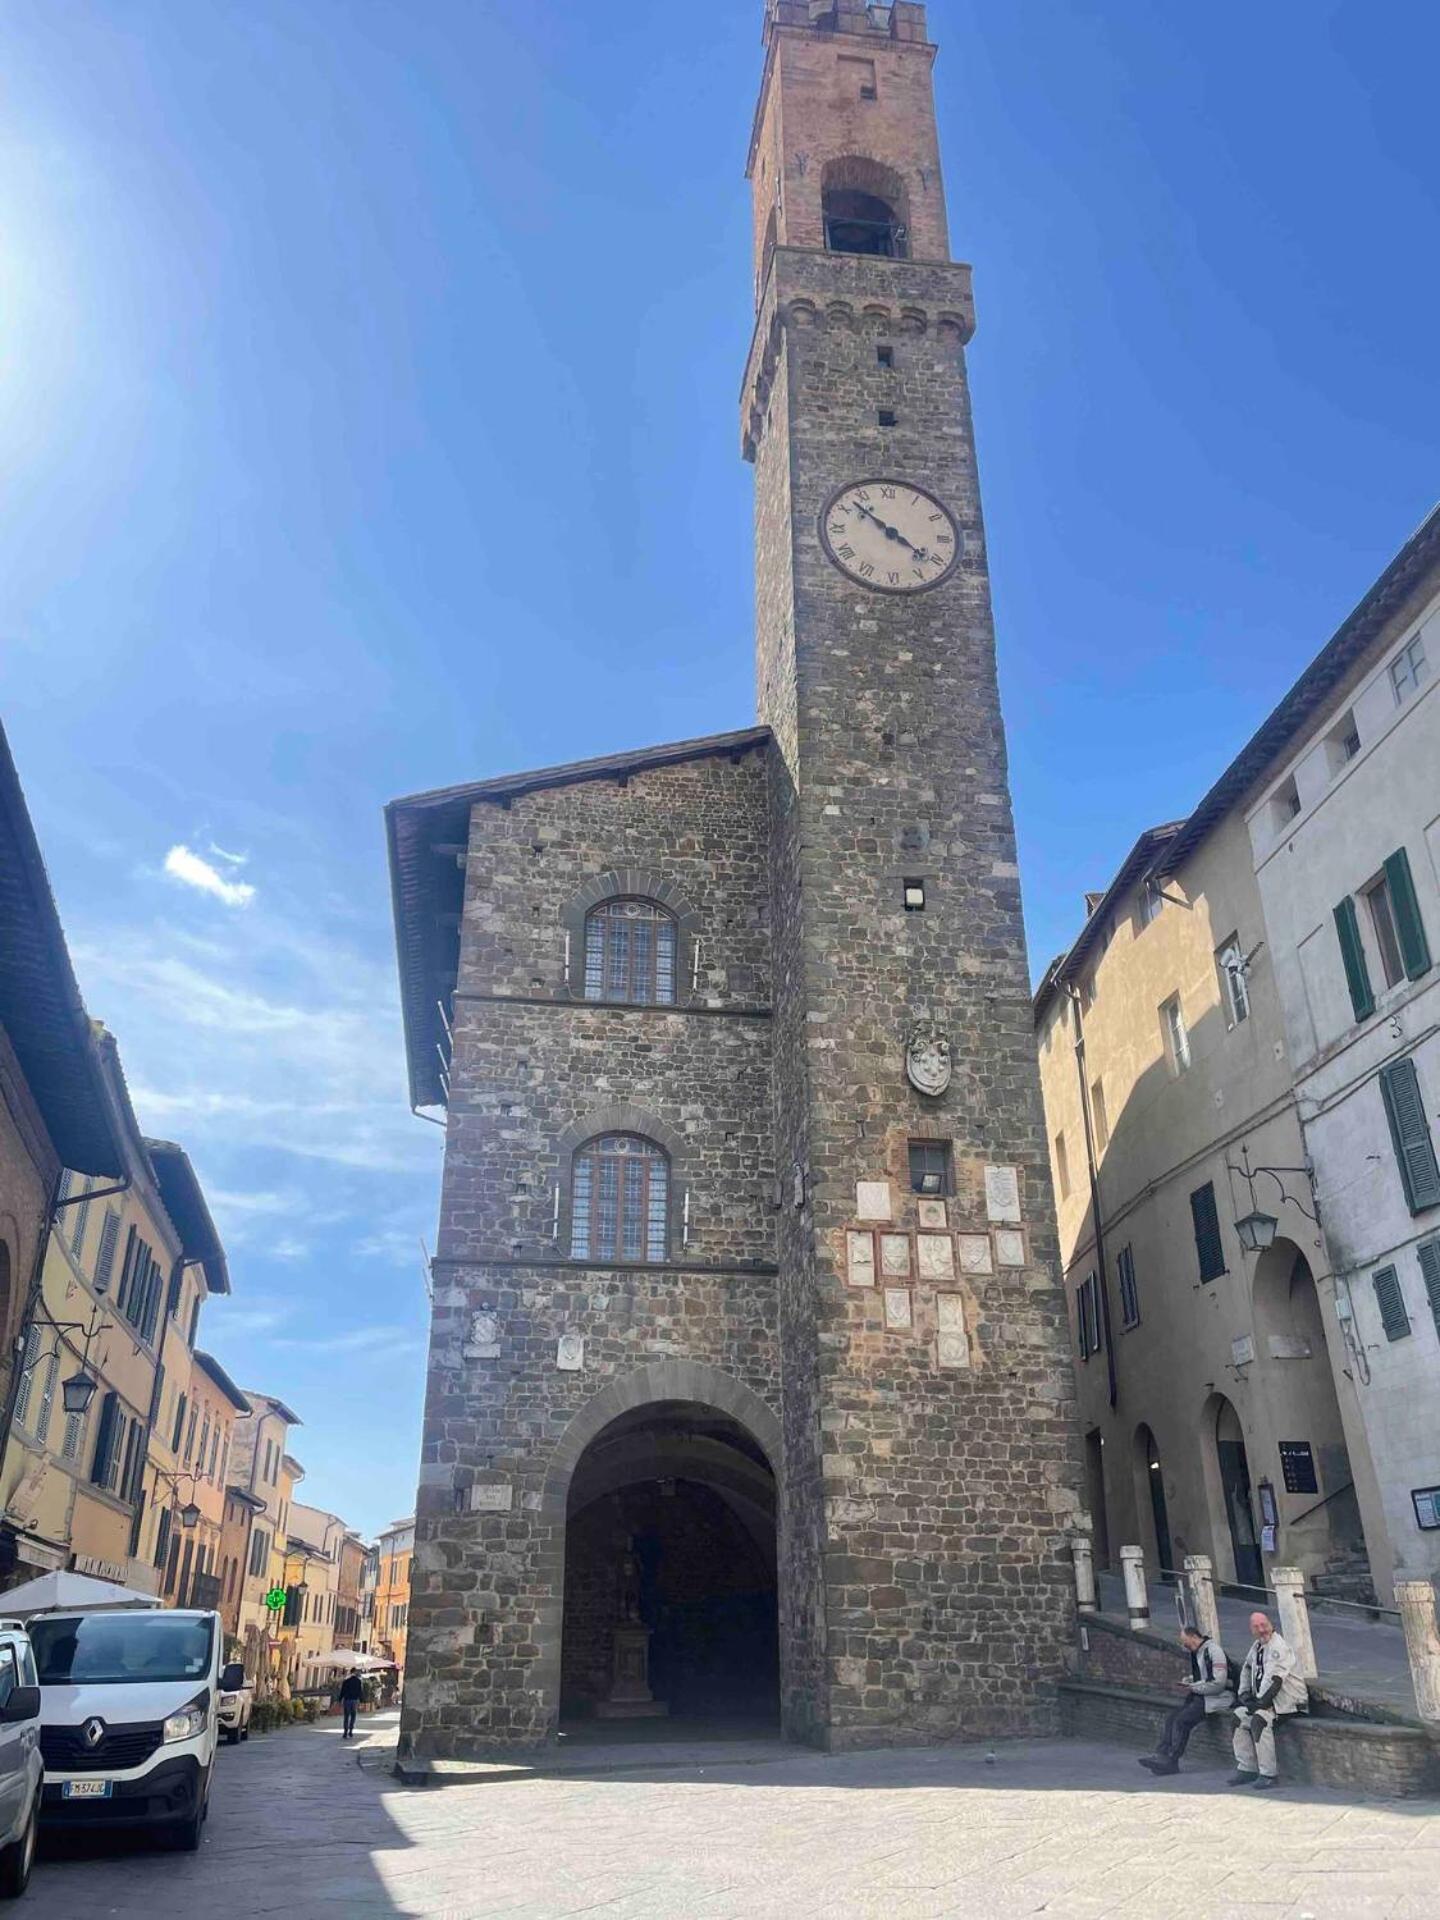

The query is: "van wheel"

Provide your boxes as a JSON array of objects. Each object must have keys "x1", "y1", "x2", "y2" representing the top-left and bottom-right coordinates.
[
  {"x1": 240, "y1": 1726, "x2": 249, "y2": 1742},
  {"x1": 0, "y1": 1794, "x2": 38, "y2": 1898},
  {"x1": 170, "y1": 1794, "x2": 205, "y2": 1853},
  {"x1": 225, "y1": 1728, "x2": 240, "y2": 1745}
]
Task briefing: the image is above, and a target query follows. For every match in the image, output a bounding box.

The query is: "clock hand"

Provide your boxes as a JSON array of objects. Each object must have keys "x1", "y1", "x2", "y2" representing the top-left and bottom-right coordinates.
[{"x1": 852, "y1": 500, "x2": 920, "y2": 555}]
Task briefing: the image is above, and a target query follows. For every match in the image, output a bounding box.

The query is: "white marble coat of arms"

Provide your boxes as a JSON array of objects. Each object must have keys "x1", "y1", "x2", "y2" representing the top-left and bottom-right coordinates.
[{"x1": 905, "y1": 1021, "x2": 952, "y2": 1097}]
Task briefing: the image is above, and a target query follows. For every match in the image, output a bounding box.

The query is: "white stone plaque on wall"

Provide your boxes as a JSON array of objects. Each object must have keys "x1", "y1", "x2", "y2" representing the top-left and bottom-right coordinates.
[
  {"x1": 856, "y1": 1181, "x2": 892, "y2": 1222},
  {"x1": 879, "y1": 1232, "x2": 911, "y2": 1278},
  {"x1": 984, "y1": 1165, "x2": 1022, "y2": 1224},
  {"x1": 556, "y1": 1333, "x2": 585, "y2": 1372},
  {"x1": 884, "y1": 1287, "x2": 913, "y2": 1330},
  {"x1": 464, "y1": 1311, "x2": 501, "y2": 1360},
  {"x1": 937, "y1": 1294, "x2": 970, "y2": 1369},
  {"x1": 995, "y1": 1229, "x2": 1026, "y2": 1269},
  {"x1": 847, "y1": 1230, "x2": 876, "y2": 1287},
  {"x1": 916, "y1": 1232, "x2": 955, "y2": 1280},
  {"x1": 1231, "y1": 1334, "x2": 1255, "y2": 1367},
  {"x1": 469, "y1": 1482, "x2": 514, "y2": 1513},
  {"x1": 917, "y1": 1199, "x2": 948, "y2": 1229},
  {"x1": 957, "y1": 1234, "x2": 994, "y2": 1276}
]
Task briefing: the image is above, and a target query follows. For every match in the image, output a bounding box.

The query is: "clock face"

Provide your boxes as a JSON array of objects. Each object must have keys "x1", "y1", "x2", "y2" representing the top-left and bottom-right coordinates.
[{"x1": 819, "y1": 480, "x2": 958, "y2": 593}]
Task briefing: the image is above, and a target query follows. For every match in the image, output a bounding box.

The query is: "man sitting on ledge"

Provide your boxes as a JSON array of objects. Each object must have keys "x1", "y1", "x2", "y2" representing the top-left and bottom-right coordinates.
[
  {"x1": 1230, "y1": 1610, "x2": 1309, "y2": 1790},
  {"x1": 1138, "y1": 1624, "x2": 1233, "y2": 1776}
]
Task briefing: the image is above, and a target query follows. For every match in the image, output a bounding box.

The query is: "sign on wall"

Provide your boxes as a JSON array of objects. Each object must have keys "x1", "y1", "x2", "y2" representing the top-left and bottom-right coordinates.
[{"x1": 1278, "y1": 1442, "x2": 1319, "y2": 1496}]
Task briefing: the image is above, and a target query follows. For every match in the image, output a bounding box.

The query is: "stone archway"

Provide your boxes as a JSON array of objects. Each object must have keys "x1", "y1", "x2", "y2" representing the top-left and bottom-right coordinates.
[
  {"x1": 1250, "y1": 1240, "x2": 1370, "y2": 1595},
  {"x1": 541, "y1": 1365, "x2": 782, "y2": 1734}
]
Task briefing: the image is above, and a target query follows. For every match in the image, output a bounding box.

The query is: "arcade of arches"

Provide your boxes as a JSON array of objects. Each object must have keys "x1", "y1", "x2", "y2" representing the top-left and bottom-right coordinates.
[{"x1": 561, "y1": 1401, "x2": 779, "y2": 1728}]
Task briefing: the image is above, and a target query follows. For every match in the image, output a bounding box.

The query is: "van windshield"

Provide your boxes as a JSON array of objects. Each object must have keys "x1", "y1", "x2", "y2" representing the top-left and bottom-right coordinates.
[{"x1": 30, "y1": 1613, "x2": 214, "y2": 1686}]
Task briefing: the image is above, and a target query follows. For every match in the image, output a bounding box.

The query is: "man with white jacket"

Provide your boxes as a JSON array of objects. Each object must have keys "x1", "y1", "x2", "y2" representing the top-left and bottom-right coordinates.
[{"x1": 1230, "y1": 1610, "x2": 1308, "y2": 1788}]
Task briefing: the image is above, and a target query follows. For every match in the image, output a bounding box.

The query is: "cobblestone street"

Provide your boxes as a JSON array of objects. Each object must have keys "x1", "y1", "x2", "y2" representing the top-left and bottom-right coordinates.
[{"x1": 21, "y1": 1711, "x2": 1439, "y2": 1919}]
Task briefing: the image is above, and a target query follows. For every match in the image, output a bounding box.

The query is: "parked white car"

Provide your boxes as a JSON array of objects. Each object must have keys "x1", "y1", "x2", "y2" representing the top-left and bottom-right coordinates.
[
  {"x1": 0, "y1": 1626, "x2": 42, "y2": 1897},
  {"x1": 30, "y1": 1608, "x2": 221, "y2": 1852},
  {"x1": 216, "y1": 1663, "x2": 252, "y2": 1744}
]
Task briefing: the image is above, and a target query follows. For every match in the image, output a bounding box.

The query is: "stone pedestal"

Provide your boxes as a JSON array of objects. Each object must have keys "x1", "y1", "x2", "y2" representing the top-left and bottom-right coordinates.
[
  {"x1": 595, "y1": 1624, "x2": 668, "y2": 1720},
  {"x1": 1271, "y1": 1566, "x2": 1317, "y2": 1680}
]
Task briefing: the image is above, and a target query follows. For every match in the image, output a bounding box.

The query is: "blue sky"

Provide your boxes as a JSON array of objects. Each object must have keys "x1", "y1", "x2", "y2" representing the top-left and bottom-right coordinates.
[{"x1": 2, "y1": 0, "x2": 1434, "y2": 1536}]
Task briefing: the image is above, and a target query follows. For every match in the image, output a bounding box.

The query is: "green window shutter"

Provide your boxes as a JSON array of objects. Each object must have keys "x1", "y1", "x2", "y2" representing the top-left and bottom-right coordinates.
[
  {"x1": 1419, "y1": 1240, "x2": 1440, "y2": 1341},
  {"x1": 1372, "y1": 1266, "x2": 1411, "y2": 1341},
  {"x1": 1379, "y1": 1058, "x2": 1440, "y2": 1214},
  {"x1": 1334, "y1": 897, "x2": 1375, "y2": 1021},
  {"x1": 1190, "y1": 1182, "x2": 1226, "y2": 1281},
  {"x1": 1384, "y1": 849, "x2": 1432, "y2": 981}
]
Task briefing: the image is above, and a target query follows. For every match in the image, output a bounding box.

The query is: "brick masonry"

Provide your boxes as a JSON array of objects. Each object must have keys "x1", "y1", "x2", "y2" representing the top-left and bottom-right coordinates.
[{"x1": 398, "y1": 0, "x2": 1083, "y2": 1758}]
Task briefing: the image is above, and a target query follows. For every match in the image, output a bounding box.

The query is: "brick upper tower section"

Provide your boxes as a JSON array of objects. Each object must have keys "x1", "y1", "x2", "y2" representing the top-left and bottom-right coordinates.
[{"x1": 747, "y1": 1, "x2": 949, "y2": 303}]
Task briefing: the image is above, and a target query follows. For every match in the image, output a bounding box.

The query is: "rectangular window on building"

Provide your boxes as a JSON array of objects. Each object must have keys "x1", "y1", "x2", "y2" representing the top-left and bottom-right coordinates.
[
  {"x1": 907, "y1": 1139, "x2": 952, "y2": 1195},
  {"x1": 1162, "y1": 994, "x2": 1191, "y2": 1074},
  {"x1": 93, "y1": 1210, "x2": 120, "y2": 1295},
  {"x1": 154, "y1": 1505, "x2": 173, "y2": 1574},
  {"x1": 249, "y1": 1528, "x2": 268, "y2": 1578},
  {"x1": 1379, "y1": 1056, "x2": 1440, "y2": 1214},
  {"x1": 1270, "y1": 776, "x2": 1302, "y2": 833},
  {"x1": 1117, "y1": 1245, "x2": 1140, "y2": 1328},
  {"x1": 1216, "y1": 937, "x2": 1251, "y2": 1027},
  {"x1": 35, "y1": 1352, "x2": 58, "y2": 1449},
  {"x1": 1076, "y1": 1274, "x2": 1101, "y2": 1359},
  {"x1": 1419, "y1": 1239, "x2": 1440, "y2": 1340},
  {"x1": 1390, "y1": 633, "x2": 1429, "y2": 704},
  {"x1": 89, "y1": 1391, "x2": 120, "y2": 1491},
  {"x1": 60, "y1": 1406, "x2": 84, "y2": 1463},
  {"x1": 1055, "y1": 1132, "x2": 1071, "y2": 1201},
  {"x1": 1138, "y1": 884, "x2": 1163, "y2": 928},
  {"x1": 69, "y1": 1181, "x2": 91, "y2": 1259},
  {"x1": 1325, "y1": 709, "x2": 1362, "y2": 772},
  {"x1": 1190, "y1": 1182, "x2": 1226, "y2": 1282},
  {"x1": 1373, "y1": 1265, "x2": 1411, "y2": 1341},
  {"x1": 11, "y1": 1327, "x2": 40, "y2": 1432},
  {"x1": 1364, "y1": 874, "x2": 1406, "y2": 989},
  {"x1": 1090, "y1": 1079, "x2": 1109, "y2": 1153}
]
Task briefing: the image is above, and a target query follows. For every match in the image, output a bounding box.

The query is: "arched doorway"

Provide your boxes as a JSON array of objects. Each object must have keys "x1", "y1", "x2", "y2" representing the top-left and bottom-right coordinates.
[
  {"x1": 1211, "y1": 1396, "x2": 1264, "y2": 1593},
  {"x1": 1133, "y1": 1424, "x2": 1172, "y2": 1576},
  {"x1": 1250, "y1": 1240, "x2": 1370, "y2": 1592},
  {"x1": 560, "y1": 1399, "x2": 779, "y2": 1730}
]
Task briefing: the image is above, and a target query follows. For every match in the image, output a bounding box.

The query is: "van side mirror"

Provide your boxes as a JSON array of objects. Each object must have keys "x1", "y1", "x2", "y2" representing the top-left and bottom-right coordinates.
[
  {"x1": 220, "y1": 1664, "x2": 246, "y2": 1692},
  {"x1": 1, "y1": 1687, "x2": 39, "y2": 1725}
]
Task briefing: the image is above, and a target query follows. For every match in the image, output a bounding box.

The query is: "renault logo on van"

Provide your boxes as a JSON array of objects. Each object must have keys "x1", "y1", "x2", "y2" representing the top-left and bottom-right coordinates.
[{"x1": 82, "y1": 1718, "x2": 105, "y2": 1750}]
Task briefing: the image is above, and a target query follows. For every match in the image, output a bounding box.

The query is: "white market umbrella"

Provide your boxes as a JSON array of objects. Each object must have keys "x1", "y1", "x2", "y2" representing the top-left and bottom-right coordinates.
[
  {"x1": 300, "y1": 1648, "x2": 394, "y2": 1673},
  {"x1": 0, "y1": 1570, "x2": 163, "y2": 1618}
]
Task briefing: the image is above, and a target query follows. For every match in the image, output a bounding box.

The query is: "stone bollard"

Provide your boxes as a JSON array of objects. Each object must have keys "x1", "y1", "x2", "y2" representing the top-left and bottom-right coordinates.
[
  {"x1": 1120, "y1": 1545, "x2": 1149, "y2": 1630},
  {"x1": 1183, "y1": 1553, "x2": 1221, "y2": 1645},
  {"x1": 1071, "y1": 1535, "x2": 1098, "y2": 1615},
  {"x1": 1396, "y1": 1579, "x2": 1440, "y2": 1725},
  {"x1": 1271, "y1": 1566, "x2": 1318, "y2": 1679}
]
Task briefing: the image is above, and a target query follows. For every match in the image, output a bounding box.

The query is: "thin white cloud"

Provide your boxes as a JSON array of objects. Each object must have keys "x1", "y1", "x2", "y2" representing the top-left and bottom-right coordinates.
[
  {"x1": 163, "y1": 844, "x2": 256, "y2": 908},
  {"x1": 206, "y1": 842, "x2": 249, "y2": 868},
  {"x1": 275, "y1": 1324, "x2": 422, "y2": 1355}
]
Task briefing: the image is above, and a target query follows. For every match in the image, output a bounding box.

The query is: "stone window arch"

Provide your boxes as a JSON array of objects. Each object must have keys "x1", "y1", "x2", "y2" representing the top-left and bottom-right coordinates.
[
  {"x1": 821, "y1": 155, "x2": 909, "y2": 258},
  {"x1": 561, "y1": 871, "x2": 700, "y2": 1006},
  {"x1": 556, "y1": 1106, "x2": 687, "y2": 1263}
]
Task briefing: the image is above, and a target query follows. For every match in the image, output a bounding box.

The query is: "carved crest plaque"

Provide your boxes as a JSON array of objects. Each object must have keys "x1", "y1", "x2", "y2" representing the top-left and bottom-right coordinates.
[{"x1": 905, "y1": 1022, "x2": 953, "y2": 1098}]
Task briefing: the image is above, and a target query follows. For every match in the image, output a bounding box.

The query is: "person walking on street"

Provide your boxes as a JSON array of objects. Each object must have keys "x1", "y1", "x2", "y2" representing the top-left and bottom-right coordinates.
[
  {"x1": 1138, "y1": 1625, "x2": 1233, "y2": 1776},
  {"x1": 339, "y1": 1671, "x2": 364, "y2": 1740},
  {"x1": 1229, "y1": 1610, "x2": 1308, "y2": 1789}
]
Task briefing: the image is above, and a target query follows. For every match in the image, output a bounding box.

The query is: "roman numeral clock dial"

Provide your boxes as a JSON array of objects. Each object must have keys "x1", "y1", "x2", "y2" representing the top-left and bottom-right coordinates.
[{"x1": 820, "y1": 480, "x2": 958, "y2": 593}]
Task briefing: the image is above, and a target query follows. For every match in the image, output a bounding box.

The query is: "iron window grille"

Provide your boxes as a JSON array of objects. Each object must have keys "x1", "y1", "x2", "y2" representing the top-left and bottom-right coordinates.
[{"x1": 907, "y1": 1140, "x2": 952, "y2": 1196}]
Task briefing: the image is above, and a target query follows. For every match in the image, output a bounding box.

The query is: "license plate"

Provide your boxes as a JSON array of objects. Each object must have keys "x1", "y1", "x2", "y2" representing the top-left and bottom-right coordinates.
[{"x1": 61, "y1": 1779, "x2": 112, "y2": 1800}]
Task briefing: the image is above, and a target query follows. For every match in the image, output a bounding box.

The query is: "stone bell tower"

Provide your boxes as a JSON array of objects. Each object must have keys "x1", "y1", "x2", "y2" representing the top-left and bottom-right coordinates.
[{"x1": 742, "y1": 0, "x2": 1083, "y2": 1747}]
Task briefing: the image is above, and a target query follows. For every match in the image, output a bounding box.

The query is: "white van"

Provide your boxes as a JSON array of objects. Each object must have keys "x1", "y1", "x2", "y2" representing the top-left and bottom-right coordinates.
[{"x1": 29, "y1": 1609, "x2": 221, "y2": 1851}]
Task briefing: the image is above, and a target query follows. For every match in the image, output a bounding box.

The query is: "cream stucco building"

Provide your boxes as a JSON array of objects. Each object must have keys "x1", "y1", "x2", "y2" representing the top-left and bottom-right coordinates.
[{"x1": 1037, "y1": 507, "x2": 1440, "y2": 1608}]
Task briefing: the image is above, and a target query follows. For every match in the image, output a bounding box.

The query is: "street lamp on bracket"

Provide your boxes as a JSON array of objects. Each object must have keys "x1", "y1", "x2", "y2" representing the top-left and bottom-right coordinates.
[{"x1": 1226, "y1": 1144, "x2": 1321, "y2": 1255}]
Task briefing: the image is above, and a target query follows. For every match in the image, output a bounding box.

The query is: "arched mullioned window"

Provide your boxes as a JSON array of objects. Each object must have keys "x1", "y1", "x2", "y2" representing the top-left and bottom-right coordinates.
[
  {"x1": 583, "y1": 899, "x2": 677, "y2": 1005},
  {"x1": 570, "y1": 1135, "x2": 669, "y2": 1264}
]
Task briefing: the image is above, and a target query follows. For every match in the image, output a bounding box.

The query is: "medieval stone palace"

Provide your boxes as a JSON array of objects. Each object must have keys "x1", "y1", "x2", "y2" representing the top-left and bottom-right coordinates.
[{"x1": 387, "y1": 0, "x2": 1082, "y2": 1757}]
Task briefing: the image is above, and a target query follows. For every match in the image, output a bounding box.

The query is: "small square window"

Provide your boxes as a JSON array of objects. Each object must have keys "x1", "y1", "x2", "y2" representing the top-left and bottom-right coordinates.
[
  {"x1": 1325, "y1": 709, "x2": 1361, "y2": 773},
  {"x1": 903, "y1": 878, "x2": 925, "y2": 911},
  {"x1": 877, "y1": 344, "x2": 894, "y2": 369},
  {"x1": 878, "y1": 408, "x2": 897, "y2": 427},
  {"x1": 908, "y1": 1140, "x2": 952, "y2": 1196},
  {"x1": 1270, "y1": 776, "x2": 1301, "y2": 834}
]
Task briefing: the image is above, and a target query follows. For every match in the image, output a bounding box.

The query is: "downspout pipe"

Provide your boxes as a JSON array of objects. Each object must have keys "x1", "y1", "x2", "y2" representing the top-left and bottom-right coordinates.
[{"x1": 1068, "y1": 985, "x2": 1118, "y2": 1412}]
